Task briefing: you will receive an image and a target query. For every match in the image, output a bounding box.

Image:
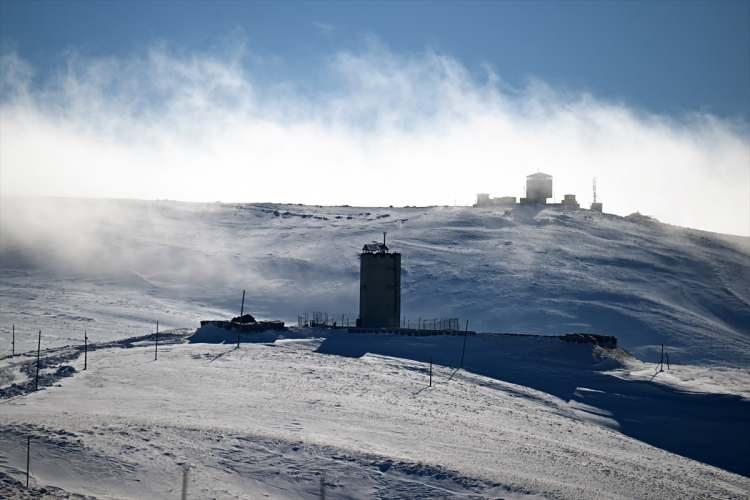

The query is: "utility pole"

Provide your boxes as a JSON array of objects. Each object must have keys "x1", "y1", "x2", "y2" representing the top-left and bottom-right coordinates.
[{"x1": 34, "y1": 330, "x2": 41, "y2": 391}]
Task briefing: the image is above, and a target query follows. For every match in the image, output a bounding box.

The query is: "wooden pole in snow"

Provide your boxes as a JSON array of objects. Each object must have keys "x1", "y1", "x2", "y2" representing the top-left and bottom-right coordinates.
[
  {"x1": 11, "y1": 324, "x2": 14, "y2": 357},
  {"x1": 659, "y1": 344, "x2": 664, "y2": 372},
  {"x1": 34, "y1": 330, "x2": 41, "y2": 391},
  {"x1": 154, "y1": 321, "x2": 159, "y2": 361},
  {"x1": 429, "y1": 356, "x2": 432, "y2": 387},
  {"x1": 240, "y1": 289, "x2": 245, "y2": 317},
  {"x1": 25, "y1": 436, "x2": 30, "y2": 488},
  {"x1": 84, "y1": 331, "x2": 87, "y2": 371},
  {"x1": 459, "y1": 320, "x2": 469, "y2": 369},
  {"x1": 181, "y1": 464, "x2": 190, "y2": 500}
]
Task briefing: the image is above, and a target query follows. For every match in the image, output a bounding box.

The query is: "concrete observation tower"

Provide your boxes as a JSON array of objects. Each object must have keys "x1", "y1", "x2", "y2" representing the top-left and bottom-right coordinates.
[{"x1": 358, "y1": 233, "x2": 401, "y2": 329}]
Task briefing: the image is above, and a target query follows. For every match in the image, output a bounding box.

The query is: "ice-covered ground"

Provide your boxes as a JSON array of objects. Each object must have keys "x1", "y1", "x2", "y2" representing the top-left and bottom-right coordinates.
[
  {"x1": 1, "y1": 331, "x2": 748, "y2": 499},
  {"x1": 1, "y1": 198, "x2": 748, "y2": 364},
  {"x1": 1, "y1": 198, "x2": 749, "y2": 498}
]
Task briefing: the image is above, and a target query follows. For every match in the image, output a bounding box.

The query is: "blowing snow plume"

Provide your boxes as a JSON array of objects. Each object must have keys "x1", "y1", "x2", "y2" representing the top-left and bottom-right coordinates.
[{"x1": 1, "y1": 42, "x2": 749, "y2": 235}]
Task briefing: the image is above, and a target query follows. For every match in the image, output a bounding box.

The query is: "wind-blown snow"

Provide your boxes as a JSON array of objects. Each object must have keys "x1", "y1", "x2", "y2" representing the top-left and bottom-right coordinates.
[
  {"x1": 1, "y1": 198, "x2": 750, "y2": 498},
  {"x1": 1, "y1": 198, "x2": 748, "y2": 365}
]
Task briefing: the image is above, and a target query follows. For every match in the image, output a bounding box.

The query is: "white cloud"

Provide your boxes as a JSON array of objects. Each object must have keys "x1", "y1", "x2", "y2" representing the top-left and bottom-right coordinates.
[{"x1": 1, "y1": 43, "x2": 748, "y2": 235}]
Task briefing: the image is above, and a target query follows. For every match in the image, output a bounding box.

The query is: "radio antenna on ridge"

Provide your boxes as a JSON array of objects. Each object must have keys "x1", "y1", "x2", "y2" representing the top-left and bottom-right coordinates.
[{"x1": 593, "y1": 177, "x2": 597, "y2": 204}]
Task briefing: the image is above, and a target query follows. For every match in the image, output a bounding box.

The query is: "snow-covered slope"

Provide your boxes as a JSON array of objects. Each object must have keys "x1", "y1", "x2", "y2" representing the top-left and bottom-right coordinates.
[
  {"x1": 1, "y1": 197, "x2": 749, "y2": 498},
  {"x1": 2, "y1": 198, "x2": 748, "y2": 365},
  {"x1": 1, "y1": 333, "x2": 748, "y2": 499}
]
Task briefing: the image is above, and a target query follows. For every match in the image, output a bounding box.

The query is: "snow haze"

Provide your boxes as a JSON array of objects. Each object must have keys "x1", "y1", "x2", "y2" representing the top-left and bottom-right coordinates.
[
  {"x1": 1, "y1": 43, "x2": 748, "y2": 236},
  {"x1": 2, "y1": 199, "x2": 748, "y2": 365}
]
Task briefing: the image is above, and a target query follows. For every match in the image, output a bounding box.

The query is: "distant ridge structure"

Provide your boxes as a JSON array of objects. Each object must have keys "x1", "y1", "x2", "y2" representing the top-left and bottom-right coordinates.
[
  {"x1": 520, "y1": 172, "x2": 553, "y2": 205},
  {"x1": 591, "y1": 177, "x2": 603, "y2": 212},
  {"x1": 358, "y1": 233, "x2": 401, "y2": 329},
  {"x1": 474, "y1": 172, "x2": 601, "y2": 212}
]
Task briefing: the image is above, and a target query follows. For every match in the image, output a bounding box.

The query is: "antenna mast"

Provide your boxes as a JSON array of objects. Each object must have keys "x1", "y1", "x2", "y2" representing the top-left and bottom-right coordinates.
[{"x1": 593, "y1": 177, "x2": 597, "y2": 204}]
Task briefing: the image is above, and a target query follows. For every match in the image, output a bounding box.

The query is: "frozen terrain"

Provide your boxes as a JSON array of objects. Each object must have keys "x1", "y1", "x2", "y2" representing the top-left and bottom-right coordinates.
[
  {"x1": 1, "y1": 198, "x2": 749, "y2": 498},
  {"x1": 1, "y1": 198, "x2": 748, "y2": 364},
  {"x1": 0, "y1": 330, "x2": 748, "y2": 499}
]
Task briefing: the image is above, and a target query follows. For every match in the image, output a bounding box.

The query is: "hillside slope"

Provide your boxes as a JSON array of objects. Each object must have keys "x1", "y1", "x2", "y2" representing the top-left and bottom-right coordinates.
[
  {"x1": 1, "y1": 198, "x2": 748, "y2": 365},
  {"x1": 1, "y1": 334, "x2": 748, "y2": 498}
]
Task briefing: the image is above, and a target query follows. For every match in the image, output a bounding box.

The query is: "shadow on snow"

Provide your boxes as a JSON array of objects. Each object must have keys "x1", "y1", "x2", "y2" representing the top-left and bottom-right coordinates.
[{"x1": 317, "y1": 332, "x2": 750, "y2": 478}]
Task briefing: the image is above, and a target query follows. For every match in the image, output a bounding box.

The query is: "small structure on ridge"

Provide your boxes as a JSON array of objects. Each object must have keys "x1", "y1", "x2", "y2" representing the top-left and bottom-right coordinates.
[
  {"x1": 474, "y1": 172, "x2": 603, "y2": 212},
  {"x1": 520, "y1": 172, "x2": 553, "y2": 205}
]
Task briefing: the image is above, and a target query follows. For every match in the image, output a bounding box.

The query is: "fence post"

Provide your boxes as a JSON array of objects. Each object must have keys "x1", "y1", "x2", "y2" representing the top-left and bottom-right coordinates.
[
  {"x1": 35, "y1": 330, "x2": 41, "y2": 391},
  {"x1": 659, "y1": 344, "x2": 664, "y2": 372},
  {"x1": 181, "y1": 464, "x2": 190, "y2": 500},
  {"x1": 459, "y1": 320, "x2": 469, "y2": 369},
  {"x1": 25, "y1": 436, "x2": 30, "y2": 488},
  {"x1": 237, "y1": 291, "x2": 243, "y2": 348}
]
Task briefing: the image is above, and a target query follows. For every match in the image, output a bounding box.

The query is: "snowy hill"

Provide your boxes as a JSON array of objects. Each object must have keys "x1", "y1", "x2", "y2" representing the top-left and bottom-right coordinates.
[
  {"x1": 0, "y1": 330, "x2": 748, "y2": 498},
  {"x1": 1, "y1": 198, "x2": 750, "y2": 498},
  {"x1": 1, "y1": 198, "x2": 748, "y2": 365}
]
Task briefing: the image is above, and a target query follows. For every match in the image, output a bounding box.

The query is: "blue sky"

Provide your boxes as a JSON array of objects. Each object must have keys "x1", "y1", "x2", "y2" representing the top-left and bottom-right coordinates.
[
  {"x1": 1, "y1": 1, "x2": 749, "y2": 235},
  {"x1": 3, "y1": 1, "x2": 749, "y2": 120}
]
